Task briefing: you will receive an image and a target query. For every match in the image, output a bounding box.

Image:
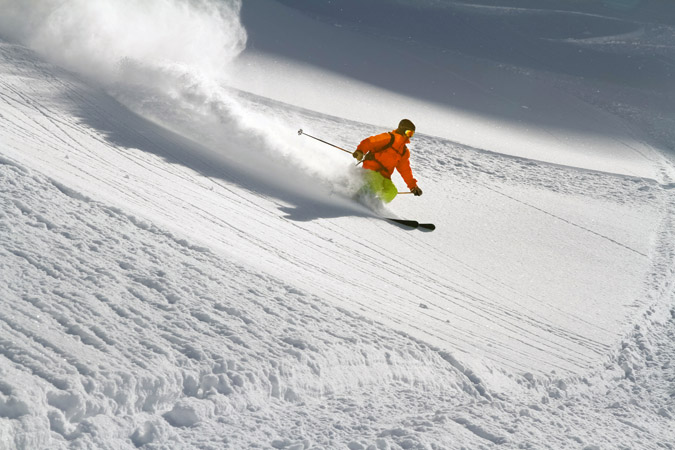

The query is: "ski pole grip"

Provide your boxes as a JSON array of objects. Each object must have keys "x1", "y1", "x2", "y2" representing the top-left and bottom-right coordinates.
[{"x1": 298, "y1": 129, "x2": 303, "y2": 136}]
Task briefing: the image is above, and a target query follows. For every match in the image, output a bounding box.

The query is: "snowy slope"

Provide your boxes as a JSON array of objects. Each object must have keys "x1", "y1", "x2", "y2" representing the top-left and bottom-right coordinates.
[
  {"x1": 229, "y1": 0, "x2": 673, "y2": 179},
  {"x1": 1, "y1": 0, "x2": 675, "y2": 449},
  {"x1": 3, "y1": 153, "x2": 672, "y2": 449}
]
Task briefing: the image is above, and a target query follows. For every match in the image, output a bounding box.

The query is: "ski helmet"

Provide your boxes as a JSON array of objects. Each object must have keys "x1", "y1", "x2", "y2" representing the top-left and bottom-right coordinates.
[{"x1": 398, "y1": 119, "x2": 416, "y2": 132}]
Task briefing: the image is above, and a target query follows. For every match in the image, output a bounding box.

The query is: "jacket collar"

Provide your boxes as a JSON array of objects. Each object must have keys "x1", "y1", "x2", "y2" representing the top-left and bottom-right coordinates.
[{"x1": 392, "y1": 130, "x2": 410, "y2": 144}]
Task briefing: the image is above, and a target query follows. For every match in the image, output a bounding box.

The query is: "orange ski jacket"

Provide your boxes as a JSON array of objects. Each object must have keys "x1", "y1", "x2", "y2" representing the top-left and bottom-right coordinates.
[{"x1": 356, "y1": 130, "x2": 418, "y2": 189}]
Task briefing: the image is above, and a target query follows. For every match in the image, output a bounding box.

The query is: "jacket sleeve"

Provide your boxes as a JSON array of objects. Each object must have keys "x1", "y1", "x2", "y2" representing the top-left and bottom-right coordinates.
[
  {"x1": 356, "y1": 132, "x2": 391, "y2": 153},
  {"x1": 396, "y1": 147, "x2": 418, "y2": 189}
]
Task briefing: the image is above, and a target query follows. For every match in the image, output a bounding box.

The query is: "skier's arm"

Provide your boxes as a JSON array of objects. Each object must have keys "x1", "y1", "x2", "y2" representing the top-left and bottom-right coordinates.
[
  {"x1": 396, "y1": 150, "x2": 418, "y2": 190},
  {"x1": 356, "y1": 133, "x2": 392, "y2": 153}
]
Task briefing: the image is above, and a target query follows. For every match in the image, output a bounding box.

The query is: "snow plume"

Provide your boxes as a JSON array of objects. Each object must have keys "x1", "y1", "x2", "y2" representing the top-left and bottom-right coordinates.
[
  {"x1": 0, "y1": 0, "x2": 246, "y2": 83},
  {"x1": 0, "y1": 0, "x2": 351, "y2": 202}
]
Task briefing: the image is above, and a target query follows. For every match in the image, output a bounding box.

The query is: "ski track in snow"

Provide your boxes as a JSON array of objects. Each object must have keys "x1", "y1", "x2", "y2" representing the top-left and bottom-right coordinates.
[
  {"x1": 0, "y1": 36, "x2": 674, "y2": 449},
  {"x1": 2, "y1": 157, "x2": 674, "y2": 449},
  {"x1": 0, "y1": 159, "x2": 483, "y2": 448}
]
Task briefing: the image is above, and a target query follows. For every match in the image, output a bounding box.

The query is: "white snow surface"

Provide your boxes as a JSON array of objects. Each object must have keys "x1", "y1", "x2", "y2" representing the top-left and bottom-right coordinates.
[{"x1": 1, "y1": 0, "x2": 674, "y2": 449}]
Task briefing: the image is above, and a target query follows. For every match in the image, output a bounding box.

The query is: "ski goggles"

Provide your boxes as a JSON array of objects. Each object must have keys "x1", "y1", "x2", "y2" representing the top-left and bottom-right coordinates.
[{"x1": 404, "y1": 129, "x2": 415, "y2": 138}]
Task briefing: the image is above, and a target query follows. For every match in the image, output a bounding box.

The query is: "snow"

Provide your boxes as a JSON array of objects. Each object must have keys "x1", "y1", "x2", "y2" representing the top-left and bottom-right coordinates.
[{"x1": 1, "y1": 0, "x2": 674, "y2": 449}]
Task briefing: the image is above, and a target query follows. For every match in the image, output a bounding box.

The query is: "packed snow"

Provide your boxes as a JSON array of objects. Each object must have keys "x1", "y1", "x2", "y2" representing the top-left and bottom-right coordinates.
[{"x1": 0, "y1": 0, "x2": 674, "y2": 449}]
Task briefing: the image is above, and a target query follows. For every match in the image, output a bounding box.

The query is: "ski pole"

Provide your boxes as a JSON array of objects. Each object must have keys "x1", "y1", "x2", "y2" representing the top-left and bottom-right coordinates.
[{"x1": 298, "y1": 129, "x2": 352, "y2": 155}]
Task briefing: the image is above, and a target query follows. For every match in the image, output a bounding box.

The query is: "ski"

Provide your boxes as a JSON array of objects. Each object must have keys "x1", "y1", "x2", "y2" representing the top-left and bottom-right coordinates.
[
  {"x1": 387, "y1": 218, "x2": 418, "y2": 228},
  {"x1": 386, "y1": 218, "x2": 435, "y2": 231}
]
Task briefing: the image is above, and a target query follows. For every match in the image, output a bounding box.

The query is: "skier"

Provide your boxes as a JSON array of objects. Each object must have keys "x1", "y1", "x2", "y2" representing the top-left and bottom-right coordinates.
[{"x1": 352, "y1": 119, "x2": 423, "y2": 203}]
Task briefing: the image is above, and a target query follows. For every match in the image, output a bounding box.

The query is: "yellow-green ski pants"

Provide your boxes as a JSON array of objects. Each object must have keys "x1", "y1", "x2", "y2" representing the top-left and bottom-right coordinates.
[{"x1": 363, "y1": 170, "x2": 398, "y2": 203}]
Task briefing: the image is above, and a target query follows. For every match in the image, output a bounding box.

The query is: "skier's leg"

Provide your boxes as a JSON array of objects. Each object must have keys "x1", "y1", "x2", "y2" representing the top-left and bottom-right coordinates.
[
  {"x1": 380, "y1": 178, "x2": 398, "y2": 203},
  {"x1": 364, "y1": 171, "x2": 397, "y2": 203},
  {"x1": 356, "y1": 171, "x2": 376, "y2": 199}
]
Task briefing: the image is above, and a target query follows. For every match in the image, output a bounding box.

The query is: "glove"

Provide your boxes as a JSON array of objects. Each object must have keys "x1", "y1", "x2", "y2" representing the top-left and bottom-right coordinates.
[
  {"x1": 410, "y1": 186, "x2": 423, "y2": 196},
  {"x1": 353, "y1": 150, "x2": 364, "y2": 161}
]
